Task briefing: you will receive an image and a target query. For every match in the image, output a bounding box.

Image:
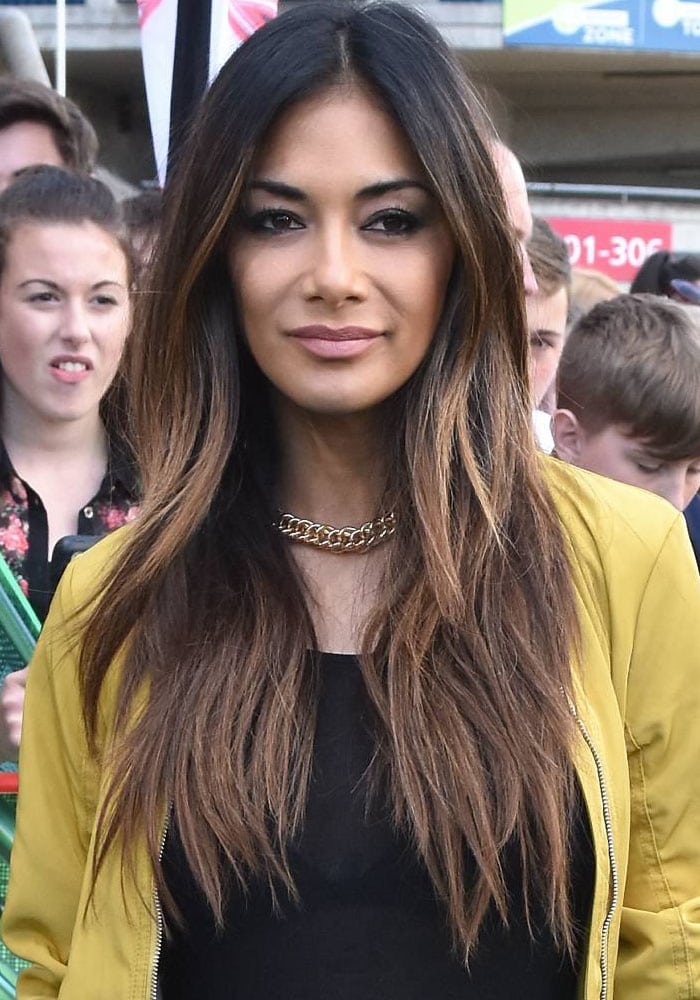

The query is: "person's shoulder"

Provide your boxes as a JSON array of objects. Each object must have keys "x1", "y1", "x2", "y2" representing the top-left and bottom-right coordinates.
[
  {"x1": 541, "y1": 455, "x2": 681, "y2": 566},
  {"x1": 58, "y1": 523, "x2": 134, "y2": 611}
]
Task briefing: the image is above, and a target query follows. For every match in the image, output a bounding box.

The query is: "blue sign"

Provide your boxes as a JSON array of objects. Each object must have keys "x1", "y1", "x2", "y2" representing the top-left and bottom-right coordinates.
[
  {"x1": 503, "y1": 0, "x2": 700, "y2": 51},
  {"x1": 647, "y1": 0, "x2": 700, "y2": 51}
]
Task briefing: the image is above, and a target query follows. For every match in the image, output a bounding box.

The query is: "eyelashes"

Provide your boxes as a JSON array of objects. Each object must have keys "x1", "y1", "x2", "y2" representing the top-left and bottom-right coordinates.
[
  {"x1": 240, "y1": 205, "x2": 426, "y2": 237},
  {"x1": 242, "y1": 208, "x2": 303, "y2": 233},
  {"x1": 363, "y1": 208, "x2": 425, "y2": 236}
]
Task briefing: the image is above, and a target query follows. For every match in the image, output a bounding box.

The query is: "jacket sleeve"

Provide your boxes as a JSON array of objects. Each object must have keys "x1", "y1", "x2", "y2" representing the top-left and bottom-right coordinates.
[
  {"x1": 1, "y1": 559, "x2": 99, "y2": 997},
  {"x1": 616, "y1": 514, "x2": 700, "y2": 998}
]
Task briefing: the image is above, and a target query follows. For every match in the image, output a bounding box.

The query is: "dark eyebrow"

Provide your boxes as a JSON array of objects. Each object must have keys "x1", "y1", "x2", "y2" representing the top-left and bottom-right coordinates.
[
  {"x1": 18, "y1": 278, "x2": 126, "y2": 291},
  {"x1": 357, "y1": 179, "x2": 430, "y2": 198},
  {"x1": 19, "y1": 279, "x2": 60, "y2": 290},
  {"x1": 247, "y1": 178, "x2": 431, "y2": 201},
  {"x1": 248, "y1": 180, "x2": 306, "y2": 201}
]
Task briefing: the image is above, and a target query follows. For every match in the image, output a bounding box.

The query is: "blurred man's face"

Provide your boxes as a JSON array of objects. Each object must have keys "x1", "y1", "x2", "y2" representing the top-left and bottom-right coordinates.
[
  {"x1": 493, "y1": 145, "x2": 537, "y2": 297},
  {"x1": 0, "y1": 121, "x2": 64, "y2": 191},
  {"x1": 527, "y1": 285, "x2": 568, "y2": 407}
]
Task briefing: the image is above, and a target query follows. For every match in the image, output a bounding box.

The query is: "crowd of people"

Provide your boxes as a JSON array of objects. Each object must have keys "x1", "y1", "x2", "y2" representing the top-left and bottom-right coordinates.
[{"x1": 0, "y1": 2, "x2": 697, "y2": 998}]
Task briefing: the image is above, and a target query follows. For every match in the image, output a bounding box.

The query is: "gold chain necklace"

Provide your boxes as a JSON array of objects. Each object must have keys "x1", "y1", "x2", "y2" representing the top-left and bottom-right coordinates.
[{"x1": 274, "y1": 511, "x2": 397, "y2": 553}]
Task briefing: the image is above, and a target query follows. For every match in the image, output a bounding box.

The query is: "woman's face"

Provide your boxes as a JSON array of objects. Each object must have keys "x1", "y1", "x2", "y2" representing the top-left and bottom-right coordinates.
[
  {"x1": 229, "y1": 85, "x2": 455, "y2": 418},
  {"x1": 0, "y1": 220, "x2": 130, "y2": 429}
]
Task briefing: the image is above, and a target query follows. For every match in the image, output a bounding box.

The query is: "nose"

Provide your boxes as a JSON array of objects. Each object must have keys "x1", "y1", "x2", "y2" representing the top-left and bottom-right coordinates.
[
  {"x1": 521, "y1": 246, "x2": 538, "y2": 297},
  {"x1": 60, "y1": 301, "x2": 91, "y2": 346},
  {"x1": 303, "y1": 224, "x2": 367, "y2": 306}
]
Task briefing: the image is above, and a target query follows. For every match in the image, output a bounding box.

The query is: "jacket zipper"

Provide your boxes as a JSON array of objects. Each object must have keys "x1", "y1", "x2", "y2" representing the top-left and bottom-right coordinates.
[
  {"x1": 568, "y1": 699, "x2": 619, "y2": 1000},
  {"x1": 150, "y1": 818, "x2": 169, "y2": 1000}
]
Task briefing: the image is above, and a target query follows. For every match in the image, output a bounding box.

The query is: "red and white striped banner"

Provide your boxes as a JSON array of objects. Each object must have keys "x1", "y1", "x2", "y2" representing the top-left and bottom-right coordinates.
[{"x1": 138, "y1": 0, "x2": 277, "y2": 184}]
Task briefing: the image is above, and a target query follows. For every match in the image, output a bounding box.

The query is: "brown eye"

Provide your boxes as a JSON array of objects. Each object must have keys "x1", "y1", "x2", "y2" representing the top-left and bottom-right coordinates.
[
  {"x1": 246, "y1": 209, "x2": 304, "y2": 233},
  {"x1": 364, "y1": 209, "x2": 421, "y2": 236}
]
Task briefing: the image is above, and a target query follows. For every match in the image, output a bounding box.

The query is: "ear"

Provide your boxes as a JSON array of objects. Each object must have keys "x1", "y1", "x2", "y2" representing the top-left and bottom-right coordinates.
[{"x1": 551, "y1": 409, "x2": 585, "y2": 464}]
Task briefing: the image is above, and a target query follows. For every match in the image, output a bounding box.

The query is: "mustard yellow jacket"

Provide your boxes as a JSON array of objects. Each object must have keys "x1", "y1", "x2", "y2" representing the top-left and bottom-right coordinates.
[{"x1": 3, "y1": 459, "x2": 700, "y2": 999}]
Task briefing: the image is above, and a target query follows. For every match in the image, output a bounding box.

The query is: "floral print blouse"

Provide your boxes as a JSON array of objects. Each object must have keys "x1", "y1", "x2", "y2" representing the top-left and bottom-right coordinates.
[{"x1": 0, "y1": 440, "x2": 139, "y2": 622}]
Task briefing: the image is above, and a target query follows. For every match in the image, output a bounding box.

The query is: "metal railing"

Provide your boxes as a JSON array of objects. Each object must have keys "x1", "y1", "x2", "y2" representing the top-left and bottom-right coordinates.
[{"x1": 528, "y1": 181, "x2": 700, "y2": 204}]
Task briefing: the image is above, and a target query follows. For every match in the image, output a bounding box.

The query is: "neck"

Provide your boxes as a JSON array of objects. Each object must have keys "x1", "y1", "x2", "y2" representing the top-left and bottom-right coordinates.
[
  {"x1": 274, "y1": 397, "x2": 388, "y2": 527},
  {"x1": 1, "y1": 392, "x2": 106, "y2": 468}
]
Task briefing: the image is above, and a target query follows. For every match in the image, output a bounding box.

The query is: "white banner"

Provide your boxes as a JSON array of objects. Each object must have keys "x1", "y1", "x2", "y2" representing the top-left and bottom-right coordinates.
[{"x1": 138, "y1": 0, "x2": 277, "y2": 185}]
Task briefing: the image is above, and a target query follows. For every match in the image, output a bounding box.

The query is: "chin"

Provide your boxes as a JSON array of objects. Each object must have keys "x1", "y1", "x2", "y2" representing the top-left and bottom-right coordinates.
[
  {"x1": 282, "y1": 378, "x2": 402, "y2": 418},
  {"x1": 43, "y1": 407, "x2": 94, "y2": 424},
  {"x1": 295, "y1": 394, "x2": 388, "y2": 418}
]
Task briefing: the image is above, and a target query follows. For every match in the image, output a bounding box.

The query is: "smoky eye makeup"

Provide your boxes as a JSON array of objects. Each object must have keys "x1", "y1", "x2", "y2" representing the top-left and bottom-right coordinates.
[
  {"x1": 241, "y1": 206, "x2": 305, "y2": 233},
  {"x1": 361, "y1": 206, "x2": 426, "y2": 236}
]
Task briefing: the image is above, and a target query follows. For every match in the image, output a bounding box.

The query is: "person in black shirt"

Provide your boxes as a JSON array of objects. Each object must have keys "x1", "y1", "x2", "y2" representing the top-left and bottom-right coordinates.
[{"x1": 0, "y1": 166, "x2": 135, "y2": 760}]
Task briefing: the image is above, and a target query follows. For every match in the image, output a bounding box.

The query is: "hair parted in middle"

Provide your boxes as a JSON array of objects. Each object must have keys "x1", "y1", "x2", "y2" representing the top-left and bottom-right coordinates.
[
  {"x1": 79, "y1": 0, "x2": 580, "y2": 960},
  {"x1": 558, "y1": 292, "x2": 700, "y2": 460}
]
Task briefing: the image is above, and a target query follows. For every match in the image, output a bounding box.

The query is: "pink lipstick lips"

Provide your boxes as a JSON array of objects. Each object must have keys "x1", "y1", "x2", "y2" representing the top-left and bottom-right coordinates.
[{"x1": 287, "y1": 325, "x2": 382, "y2": 359}]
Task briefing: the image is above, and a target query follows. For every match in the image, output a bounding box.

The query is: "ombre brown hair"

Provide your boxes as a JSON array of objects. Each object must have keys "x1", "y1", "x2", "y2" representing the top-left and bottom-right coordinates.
[{"x1": 80, "y1": 0, "x2": 580, "y2": 958}]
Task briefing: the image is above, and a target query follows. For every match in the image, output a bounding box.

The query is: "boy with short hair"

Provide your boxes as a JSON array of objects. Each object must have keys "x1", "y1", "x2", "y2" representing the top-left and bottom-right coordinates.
[
  {"x1": 527, "y1": 217, "x2": 572, "y2": 451},
  {"x1": 552, "y1": 294, "x2": 700, "y2": 521},
  {"x1": 527, "y1": 216, "x2": 572, "y2": 410}
]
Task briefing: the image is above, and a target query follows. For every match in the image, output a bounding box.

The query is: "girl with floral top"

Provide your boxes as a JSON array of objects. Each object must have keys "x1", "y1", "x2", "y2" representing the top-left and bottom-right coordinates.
[{"x1": 0, "y1": 165, "x2": 137, "y2": 760}]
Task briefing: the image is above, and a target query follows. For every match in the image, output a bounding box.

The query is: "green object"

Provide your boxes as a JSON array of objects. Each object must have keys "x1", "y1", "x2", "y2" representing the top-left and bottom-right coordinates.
[
  {"x1": 0, "y1": 552, "x2": 40, "y2": 769},
  {"x1": 0, "y1": 553, "x2": 40, "y2": 989},
  {"x1": 0, "y1": 798, "x2": 14, "y2": 859},
  {"x1": 0, "y1": 794, "x2": 24, "y2": 987},
  {"x1": 0, "y1": 554, "x2": 40, "y2": 674},
  {"x1": 0, "y1": 959, "x2": 16, "y2": 997}
]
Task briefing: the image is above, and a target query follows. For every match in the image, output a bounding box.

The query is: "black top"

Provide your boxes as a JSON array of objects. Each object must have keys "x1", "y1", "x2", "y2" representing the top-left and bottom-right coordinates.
[
  {"x1": 160, "y1": 653, "x2": 594, "y2": 1000},
  {"x1": 0, "y1": 439, "x2": 138, "y2": 622}
]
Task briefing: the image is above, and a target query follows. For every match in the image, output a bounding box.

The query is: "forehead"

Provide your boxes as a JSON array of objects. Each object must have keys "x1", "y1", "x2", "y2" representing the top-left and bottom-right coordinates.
[
  {"x1": 494, "y1": 147, "x2": 532, "y2": 242},
  {"x1": 2, "y1": 221, "x2": 127, "y2": 279},
  {"x1": 251, "y1": 85, "x2": 425, "y2": 186},
  {"x1": 0, "y1": 120, "x2": 63, "y2": 190},
  {"x1": 526, "y1": 285, "x2": 569, "y2": 335},
  {"x1": 604, "y1": 426, "x2": 698, "y2": 462}
]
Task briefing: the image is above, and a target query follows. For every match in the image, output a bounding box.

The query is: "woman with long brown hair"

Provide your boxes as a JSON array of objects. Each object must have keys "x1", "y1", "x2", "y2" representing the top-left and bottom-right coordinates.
[{"x1": 4, "y1": 3, "x2": 699, "y2": 998}]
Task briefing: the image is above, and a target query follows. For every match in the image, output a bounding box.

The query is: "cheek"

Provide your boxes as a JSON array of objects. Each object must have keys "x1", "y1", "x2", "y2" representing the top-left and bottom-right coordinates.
[
  {"x1": 423, "y1": 244, "x2": 453, "y2": 315},
  {"x1": 401, "y1": 249, "x2": 453, "y2": 344},
  {"x1": 236, "y1": 273, "x2": 268, "y2": 328},
  {"x1": 541, "y1": 354, "x2": 559, "y2": 386},
  {"x1": 99, "y1": 314, "x2": 131, "y2": 377},
  {"x1": 229, "y1": 253, "x2": 275, "y2": 340},
  {"x1": 530, "y1": 351, "x2": 555, "y2": 394},
  {"x1": 0, "y1": 327, "x2": 37, "y2": 376}
]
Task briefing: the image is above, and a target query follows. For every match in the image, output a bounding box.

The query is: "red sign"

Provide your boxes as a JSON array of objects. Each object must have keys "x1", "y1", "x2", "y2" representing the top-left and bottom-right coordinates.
[{"x1": 546, "y1": 218, "x2": 673, "y2": 282}]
